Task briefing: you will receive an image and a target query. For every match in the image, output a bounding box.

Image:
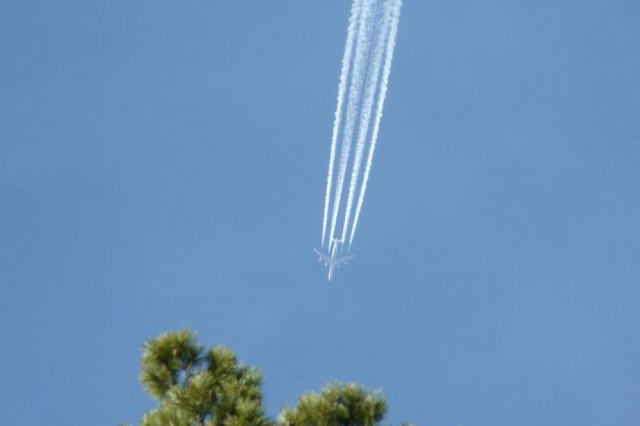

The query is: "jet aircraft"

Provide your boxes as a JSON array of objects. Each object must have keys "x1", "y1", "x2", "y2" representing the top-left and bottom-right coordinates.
[{"x1": 314, "y1": 238, "x2": 354, "y2": 281}]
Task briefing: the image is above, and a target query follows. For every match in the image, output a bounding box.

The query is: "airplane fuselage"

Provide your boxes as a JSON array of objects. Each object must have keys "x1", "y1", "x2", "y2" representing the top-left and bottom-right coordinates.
[
  {"x1": 314, "y1": 239, "x2": 354, "y2": 282},
  {"x1": 327, "y1": 240, "x2": 339, "y2": 280}
]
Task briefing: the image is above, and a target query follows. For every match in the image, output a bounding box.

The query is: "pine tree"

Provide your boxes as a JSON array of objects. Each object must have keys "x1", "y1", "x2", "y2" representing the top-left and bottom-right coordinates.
[
  {"x1": 134, "y1": 329, "x2": 405, "y2": 426},
  {"x1": 279, "y1": 383, "x2": 387, "y2": 426},
  {"x1": 139, "y1": 329, "x2": 272, "y2": 426}
]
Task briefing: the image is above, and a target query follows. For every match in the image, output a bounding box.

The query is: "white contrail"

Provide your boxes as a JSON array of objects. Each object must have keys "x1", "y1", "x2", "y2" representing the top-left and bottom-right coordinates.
[
  {"x1": 340, "y1": 0, "x2": 393, "y2": 244},
  {"x1": 328, "y1": 0, "x2": 375, "y2": 247},
  {"x1": 321, "y1": 0, "x2": 363, "y2": 249},
  {"x1": 349, "y1": 0, "x2": 402, "y2": 249}
]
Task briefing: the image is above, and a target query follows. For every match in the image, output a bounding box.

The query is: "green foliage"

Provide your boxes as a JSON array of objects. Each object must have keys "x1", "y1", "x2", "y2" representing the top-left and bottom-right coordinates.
[
  {"x1": 135, "y1": 329, "x2": 405, "y2": 426},
  {"x1": 279, "y1": 383, "x2": 387, "y2": 426},
  {"x1": 139, "y1": 329, "x2": 271, "y2": 426},
  {"x1": 140, "y1": 329, "x2": 203, "y2": 400}
]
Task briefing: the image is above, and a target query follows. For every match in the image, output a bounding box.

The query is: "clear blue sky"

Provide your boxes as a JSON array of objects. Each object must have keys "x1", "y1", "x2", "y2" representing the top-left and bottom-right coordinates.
[{"x1": 1, "y1": 1, "x2": 639, "y2": 425}]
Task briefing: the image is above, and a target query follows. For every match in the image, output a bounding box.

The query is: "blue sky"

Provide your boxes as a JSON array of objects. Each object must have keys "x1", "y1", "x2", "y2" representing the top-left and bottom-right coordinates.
[{"x1": 1, "y1": 1, "x2": 639, "y2": 425}]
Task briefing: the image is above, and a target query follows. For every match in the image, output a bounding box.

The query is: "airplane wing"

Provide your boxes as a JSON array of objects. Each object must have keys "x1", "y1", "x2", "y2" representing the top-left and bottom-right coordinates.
[
  {"x1": 332, "y1": 254, "x2": 355, "y2": 266},
  {"x1": 314, "y1": 248, "x2": 332, "y2": 264}
]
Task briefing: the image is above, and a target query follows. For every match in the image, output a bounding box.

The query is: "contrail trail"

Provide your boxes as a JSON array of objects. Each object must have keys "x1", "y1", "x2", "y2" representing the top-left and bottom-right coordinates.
[
  {"x1": 349, "y1": 0, "x2": 402, "y2": 249},
  {"x1": 340, "y1": 0, "x2": 393, "y2": 244},
  {"x1": 328, "y1": 0, "x2": 375, "y2": 247},
  {"x1": 321, "y1": 0, "x2": 363, "y2": 249}
]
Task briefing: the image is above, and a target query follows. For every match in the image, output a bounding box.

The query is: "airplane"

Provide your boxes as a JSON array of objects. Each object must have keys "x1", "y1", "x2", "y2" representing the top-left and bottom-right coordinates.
[{"x1": 314, "y1": 238, "x2": 355, "y2": 281}]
